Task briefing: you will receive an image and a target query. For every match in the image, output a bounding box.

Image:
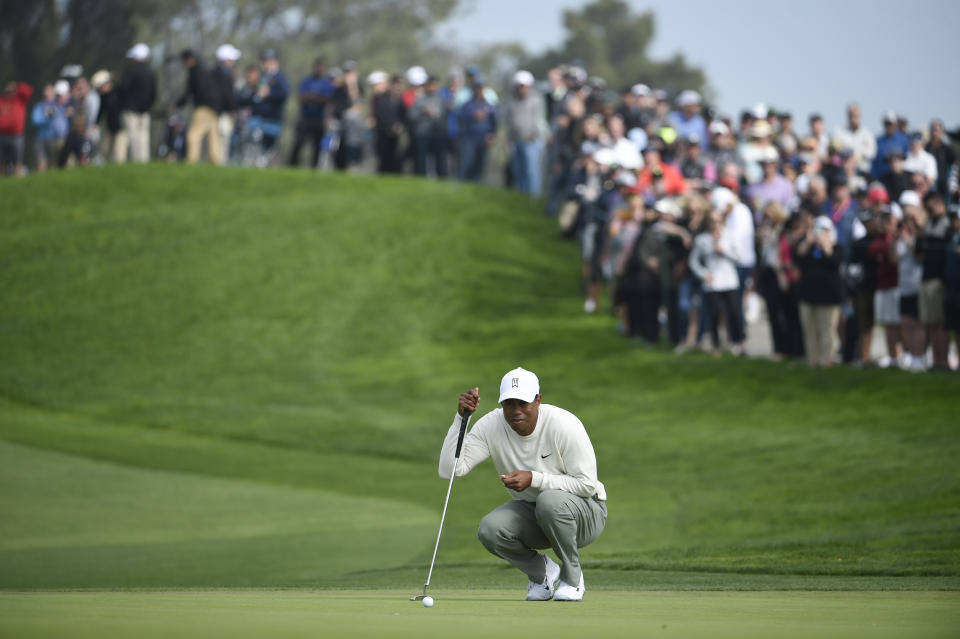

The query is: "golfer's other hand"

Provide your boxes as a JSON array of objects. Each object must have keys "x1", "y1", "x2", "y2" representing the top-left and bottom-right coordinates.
[
  {"x1": 500, "y1": 470, "x2": 533, "y2": 491},
  {"x1": 458, "y1": 387, "x2": 479, "y2": 416}
]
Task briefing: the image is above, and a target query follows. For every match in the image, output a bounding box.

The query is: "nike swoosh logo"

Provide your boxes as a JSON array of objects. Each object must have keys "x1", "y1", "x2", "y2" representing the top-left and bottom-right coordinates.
[{"x1": 541, "y1": 453, "x2": 551, "y2": 459}]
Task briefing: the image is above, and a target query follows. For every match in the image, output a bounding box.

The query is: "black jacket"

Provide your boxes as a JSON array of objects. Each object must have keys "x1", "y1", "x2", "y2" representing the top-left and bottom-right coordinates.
[
  {"x1": 118, "y1": 60, "x2": 157, "y2": 114},
  {"x1": 177, "y1": 63, "x2": 225, "y2": 112}
]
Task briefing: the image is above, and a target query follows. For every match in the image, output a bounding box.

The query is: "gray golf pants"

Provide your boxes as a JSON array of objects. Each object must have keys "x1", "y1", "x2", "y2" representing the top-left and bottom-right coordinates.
[{"x1": 477, "y1": 489, "x2": 607, "y2": 585}]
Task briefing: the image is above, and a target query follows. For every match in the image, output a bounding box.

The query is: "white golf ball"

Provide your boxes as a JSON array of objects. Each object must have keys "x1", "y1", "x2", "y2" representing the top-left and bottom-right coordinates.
[{"x1": 422, "y1": 596, "x2": 434, "y2": 608}]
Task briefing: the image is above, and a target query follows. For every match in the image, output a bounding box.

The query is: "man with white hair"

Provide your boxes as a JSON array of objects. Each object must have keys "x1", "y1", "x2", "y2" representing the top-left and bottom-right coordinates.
[
  {"x1": 116, "y1": 43, "x2": 156, "y2": 163},
  {"x1": 504, "y1": 70, "x2": 548, "y2": 196},
  {"x1": 668, "y1": 90, "x2": 707, "y2": 150},
  {"x1": 832, "y1": 103, "x2": 876, "y2": 175}
]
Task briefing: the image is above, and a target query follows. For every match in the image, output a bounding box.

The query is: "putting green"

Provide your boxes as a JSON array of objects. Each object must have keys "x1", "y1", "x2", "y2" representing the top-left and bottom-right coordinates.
[
  {"x1": 1, "y1": 590, "x2": 957, "y2": 639},
  {"x1": 0, "y1": 442, "x2": 436, "y2": 588}
]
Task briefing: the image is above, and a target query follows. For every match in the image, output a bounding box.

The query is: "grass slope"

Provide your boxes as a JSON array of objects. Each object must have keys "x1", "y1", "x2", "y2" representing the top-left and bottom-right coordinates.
[{"x1": 0, "y1": 165, "x2": 958, "y2": 594}]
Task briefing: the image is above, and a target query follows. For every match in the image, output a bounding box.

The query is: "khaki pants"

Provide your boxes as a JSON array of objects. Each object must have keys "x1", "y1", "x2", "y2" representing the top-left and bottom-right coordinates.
[
  {"x1": 186, "y1": 106, "x2": 222, "y2": 165},
  {"x1": 477, "y1": 490, "x2": 606, "y2": 586},
  {"x1": 799, "y1": 302, "x2": 840, "y2": 366},
  {"x1": 116, "y1": 111, "x2": 151, "y2": 163}
]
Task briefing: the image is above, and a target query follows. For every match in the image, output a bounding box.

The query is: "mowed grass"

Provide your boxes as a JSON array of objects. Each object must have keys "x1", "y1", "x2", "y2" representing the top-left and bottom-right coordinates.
[
  {"x1": 0, "y1": 165, "x2": 958, "y2": 634},
  {"x1": 1, "y1": 590, "x2": 959, "y2": 639}
]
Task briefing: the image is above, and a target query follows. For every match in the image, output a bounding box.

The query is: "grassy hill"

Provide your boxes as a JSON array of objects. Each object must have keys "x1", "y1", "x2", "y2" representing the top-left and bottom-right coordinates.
[{"x1": 0, "y1": 165, "x2": 957, "y2": 593}]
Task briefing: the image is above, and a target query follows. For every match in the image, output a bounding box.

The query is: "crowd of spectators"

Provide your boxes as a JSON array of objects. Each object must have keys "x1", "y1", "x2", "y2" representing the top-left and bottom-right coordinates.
[{"x1": 2, "y1": 45, "x2": 959, "y2": 371}]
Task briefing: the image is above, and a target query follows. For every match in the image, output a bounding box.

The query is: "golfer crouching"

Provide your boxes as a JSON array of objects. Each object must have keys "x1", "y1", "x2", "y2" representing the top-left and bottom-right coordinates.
[{"x1": 439, "y1": 367, "x2": 607, "y2": 601}]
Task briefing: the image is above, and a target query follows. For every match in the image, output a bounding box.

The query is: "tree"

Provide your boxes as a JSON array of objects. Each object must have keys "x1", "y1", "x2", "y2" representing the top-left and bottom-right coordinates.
[{"x1": 524, "y1": 0, "x2": 708, "y2": 99}]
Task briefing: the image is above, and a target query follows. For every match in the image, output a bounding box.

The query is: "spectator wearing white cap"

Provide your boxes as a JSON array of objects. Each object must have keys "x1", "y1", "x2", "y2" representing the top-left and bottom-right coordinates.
[
  {"x1": 408, "y1": 73, "x2": 448, "y2": 177},
  {"x1": 215, "y1": 44, "x2": 241, "y2": 164},
  {"x1": 504, "y1": 70, "x2": 548, "y2": 197},
  {"x1": 795, "y1": 215, "x2": 844, "y2": 367},
  {"x1": 668, "y1": 90, "x2": 707, "y2": 150},
  {"x1": 832, "y1": 102, "x2": 876, "y2": 175},
  {"x1": 116, "y1": 42, "x2": 156, "y2": 163},
  {"x1": 903, "y1": 131, "x2": 937, "y2": 189}
]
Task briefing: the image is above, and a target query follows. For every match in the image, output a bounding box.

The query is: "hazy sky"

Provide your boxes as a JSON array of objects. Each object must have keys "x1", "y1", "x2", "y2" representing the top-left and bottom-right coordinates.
[{"x1": 438, "y1": 0, "x2": 960, "y2": 134}]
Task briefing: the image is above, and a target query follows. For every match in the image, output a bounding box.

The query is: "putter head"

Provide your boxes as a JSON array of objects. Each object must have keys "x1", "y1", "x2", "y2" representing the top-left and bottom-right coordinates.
[{"x1": 409, "y1": 585, "x2": 429, "y2": 601}]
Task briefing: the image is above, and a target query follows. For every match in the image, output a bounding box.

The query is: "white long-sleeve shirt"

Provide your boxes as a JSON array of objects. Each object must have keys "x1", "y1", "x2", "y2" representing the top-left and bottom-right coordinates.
[{"x1": 439, "y1": 404, "x2": 606, "y2": 502}]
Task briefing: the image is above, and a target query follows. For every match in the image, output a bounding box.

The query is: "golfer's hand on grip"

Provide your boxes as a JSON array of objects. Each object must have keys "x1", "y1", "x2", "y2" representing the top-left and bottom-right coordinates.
[{"x1": 458, "y1": 387, "x2": 479, "y2": 416}]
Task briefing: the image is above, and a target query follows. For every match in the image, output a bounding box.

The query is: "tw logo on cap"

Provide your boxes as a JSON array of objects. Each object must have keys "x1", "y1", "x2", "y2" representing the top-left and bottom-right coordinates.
[{"x1": 511, "y1": 378, "x2": 519, "y2": 388}]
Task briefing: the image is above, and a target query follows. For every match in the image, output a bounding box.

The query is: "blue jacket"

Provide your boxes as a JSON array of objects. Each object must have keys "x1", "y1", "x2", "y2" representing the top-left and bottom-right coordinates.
[
  {"x1": 297, "y1": 75, "x2": 333, "y2": 120},
  {"x1": 872, "y1": 131, "x2": 909, "y2": 178},
  {"x1": 31, "y1": 100, "x2": 68, "y2": 141},
  {"x1": 251, "y1": 71, "x2": 289, "y2": 122},
  {"x1": 458, "y1": 97, "x2": 497, "y2": 140}
]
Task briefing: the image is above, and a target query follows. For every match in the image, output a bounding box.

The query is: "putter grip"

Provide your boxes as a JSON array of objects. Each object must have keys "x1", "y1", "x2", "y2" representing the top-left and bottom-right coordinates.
[{"x1": 455, "y1": 410, "x2": 471, "y2": 458}]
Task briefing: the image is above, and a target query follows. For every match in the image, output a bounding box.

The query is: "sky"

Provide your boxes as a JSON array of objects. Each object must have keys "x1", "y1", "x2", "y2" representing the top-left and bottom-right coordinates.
[{"x1": 437, "y1": 0, "x2": 960, "y2": 134}]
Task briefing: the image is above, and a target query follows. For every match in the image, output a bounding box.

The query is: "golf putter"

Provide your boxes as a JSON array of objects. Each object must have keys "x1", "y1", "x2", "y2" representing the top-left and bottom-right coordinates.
[{"x1": 411, "y1": 409, "x2": 472, "y2": 601}]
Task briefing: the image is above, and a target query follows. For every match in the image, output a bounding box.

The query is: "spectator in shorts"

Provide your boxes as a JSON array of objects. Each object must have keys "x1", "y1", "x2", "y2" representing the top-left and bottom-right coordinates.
[
  {"x1": 870, "y1": 209, "x2": 901, "y2": 366},
  {"x1": 795, "y1": 216, "x2": 844, "y2": 367},
  {"x1": 898, "y1": 203, "x2": 927, "y2": 371},
  {"x1": 116, "y1": 43, "x2": 156, "y2": 163},
  {"x1": 0, "y1": 80, "x2": 33, "y2": 176},
  {"x1": 31, "y1": 83, "x2": 67, "y2": 172},
  {"x1": 917, "y1": 191, "x2": 951, "y2": 369}
]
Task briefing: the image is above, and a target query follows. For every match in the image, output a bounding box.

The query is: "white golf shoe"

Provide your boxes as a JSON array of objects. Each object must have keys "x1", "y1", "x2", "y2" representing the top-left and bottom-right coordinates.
[
  {"x1": 553, "y1": 571, "x2": 585, "y2": 601},
  {"x1": 525, "y1": 555, "x2": 561, "y2": 601}
]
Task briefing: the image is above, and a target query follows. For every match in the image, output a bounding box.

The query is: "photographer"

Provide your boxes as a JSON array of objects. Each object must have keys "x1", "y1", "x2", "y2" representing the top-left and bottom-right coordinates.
[{"x1": 795, "y1": 216, "x2": 844, "y2": 368}]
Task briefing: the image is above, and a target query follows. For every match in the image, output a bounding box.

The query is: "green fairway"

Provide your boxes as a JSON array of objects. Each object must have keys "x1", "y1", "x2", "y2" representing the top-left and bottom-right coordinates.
[
  {"x1": 0, "y1": 165, "x2": 957, "y2": 635},
  {"x1": 2, "y1": 590, "x2": 958, "y2": 639}
]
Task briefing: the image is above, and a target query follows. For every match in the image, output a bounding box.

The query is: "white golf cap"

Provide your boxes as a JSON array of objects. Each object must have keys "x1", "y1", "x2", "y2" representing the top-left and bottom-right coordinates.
[
  {"x1": 630, "y1": 83, "x2": 651, "y2": 97},
  {"x1": 127, "y1": 43, "x2": 150, "y2": 60},
  {"x1": 498, "y1": 367, "x2": 540, "y2": 404},
  {"x1": 676, "y1": 89, "x2": 701, "y2": 107},
  {"x1": 216, "y1": 44, "x2": 241, "y2": 62},
  {"x1": 54, "y1": 80, "x2": 70, "y2": 95},
  {"x1": 710, "y1": 186, "x2": 737, "y2": 211},
  {"x1": 367, "y1": 70, "x2": 389, "y2": 85},
  {"x1": 513, "y1": 70, "x2": 534, "y2": 86},
  {"x1": 899, "y1": 190, "x2": 921, "y2": 208},
  {"x1": 406, "y1": 65, "x2": 428, "y2": 86},
  {"x1": 708, "y1": 120, "x2": 730, "y2": 136}
]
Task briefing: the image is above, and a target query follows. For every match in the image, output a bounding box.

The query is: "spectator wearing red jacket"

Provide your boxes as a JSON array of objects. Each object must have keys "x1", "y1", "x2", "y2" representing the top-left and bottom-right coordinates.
[{"x1": 0, "y1": 81, "x2": 33, "y2": 176}]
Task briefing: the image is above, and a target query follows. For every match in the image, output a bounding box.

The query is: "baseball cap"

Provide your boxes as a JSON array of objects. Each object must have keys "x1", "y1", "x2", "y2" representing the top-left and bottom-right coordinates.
[
  {"x1": 215, "y1": 44, "x2": 241, "y2": 62},
  {"x1": 676, "y1": 89, "x2": 701, "y2": 107},
  {"x1": 406, "y1": 65, "x2": 428, "y2": 86},
  {"x1": 513, "y1": 70, "x2": 534, "y2": 87},
  {"x1": 814, "y1": 215, "x2": 835, "y2": 234},
  {"x1": 882, "y1": 110, "x2": 897, "y2": 124},
  {"x1": 259, "y1": 48, "x2": 278, "y2": 61},
  {"x1": 366, "y1": 70, "x2": 388, "y2": 85},
  {"x1": 708, "y1": 120, "x2": 730, "y2": 136},
  {"x1": 499, "y1": 367, "x2": 540, "y2": 404},
  {"x1": 90, "y1": 70, "x2": 111, "y2": 90},
  {"x1": 710, "y1": 187, "x2": 737, "y2": 211},
  {"x1": 54, "y1": 80, "x2": 70, "y2": 96},
  {"x1": 127, "y1": 43, "x2": 150, "y2": 60},
  {"x1": 866, "y1": 182, "x2": 890, "y2": 204},
  {"x1": 899, "y1": 190, "x2": 921, "y2": 208},
  {"x1": 631, "y1": 83, "x2": 651, "y2": 97}
]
